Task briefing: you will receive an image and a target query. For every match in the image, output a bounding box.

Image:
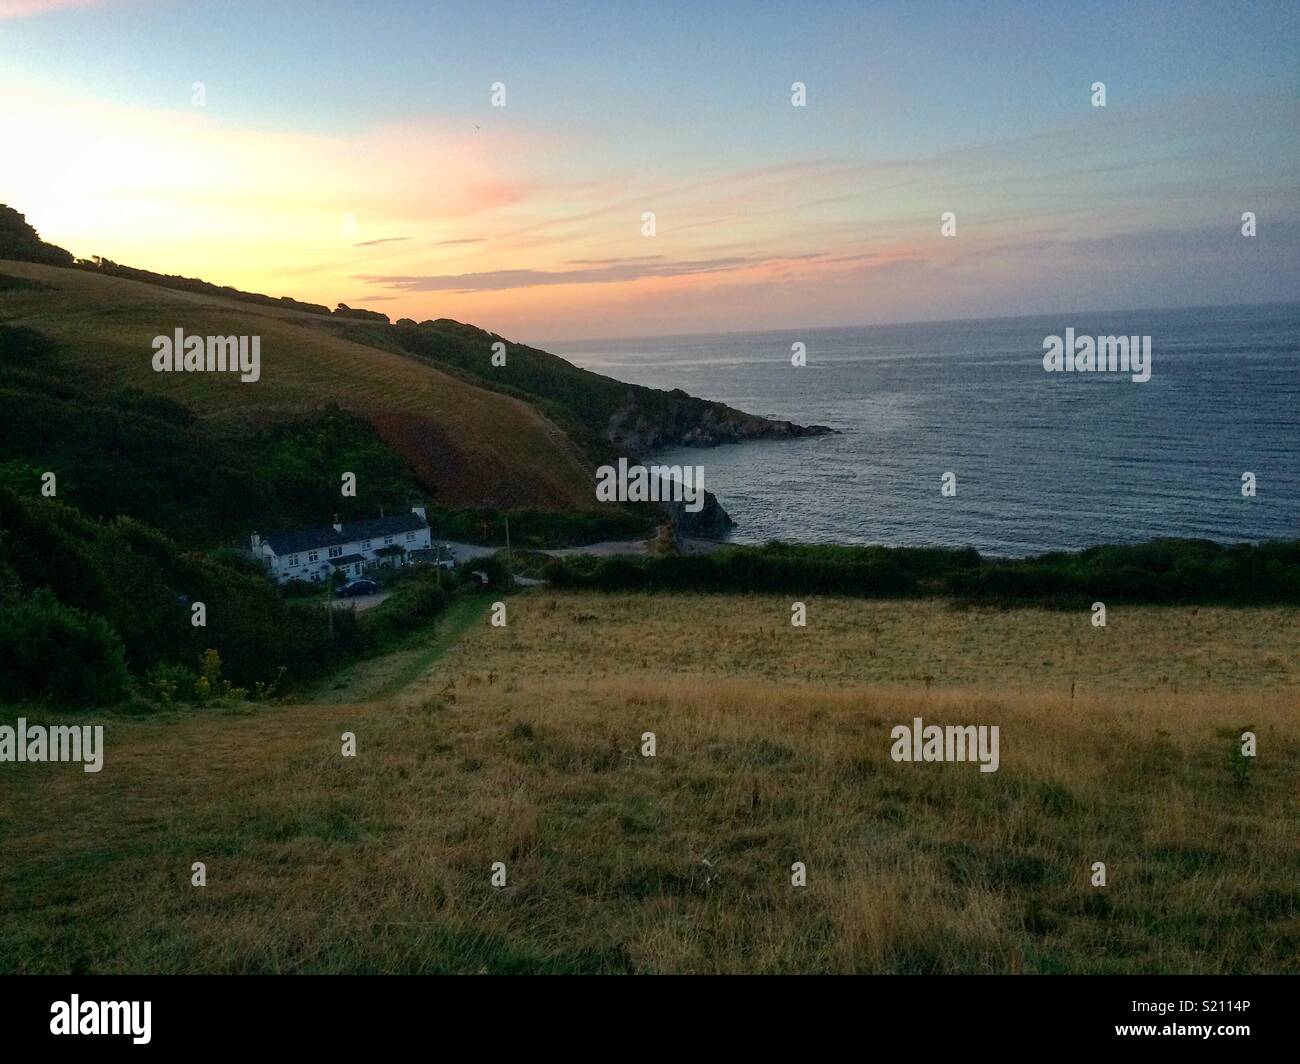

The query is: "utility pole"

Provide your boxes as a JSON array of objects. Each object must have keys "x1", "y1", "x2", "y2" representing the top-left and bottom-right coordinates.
[{"x1": 504, "y1": 515, "x2": 512, "y2": 583}]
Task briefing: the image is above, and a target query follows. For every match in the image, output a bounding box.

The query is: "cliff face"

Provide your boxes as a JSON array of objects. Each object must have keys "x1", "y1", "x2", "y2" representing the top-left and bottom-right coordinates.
[{"x1": 606, "y1": 389, "x2": 834, "y2": 451}]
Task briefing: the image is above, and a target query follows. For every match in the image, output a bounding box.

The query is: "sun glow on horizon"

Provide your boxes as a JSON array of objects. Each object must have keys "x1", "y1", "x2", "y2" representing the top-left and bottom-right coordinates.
[{"x1": 2, "y1": 0, "x2": 1297, "y2": 340}]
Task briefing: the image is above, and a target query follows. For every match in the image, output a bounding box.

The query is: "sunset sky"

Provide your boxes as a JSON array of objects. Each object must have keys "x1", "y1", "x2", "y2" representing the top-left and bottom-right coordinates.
[{"x1": 2, "y1": 0, "x2": 1298, "y2": 341}]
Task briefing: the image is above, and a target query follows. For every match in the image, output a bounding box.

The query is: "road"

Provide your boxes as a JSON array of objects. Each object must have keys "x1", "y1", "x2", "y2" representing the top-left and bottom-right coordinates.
[{"x1": 441, "y1": 536, "x2": 723, "y2": 560}]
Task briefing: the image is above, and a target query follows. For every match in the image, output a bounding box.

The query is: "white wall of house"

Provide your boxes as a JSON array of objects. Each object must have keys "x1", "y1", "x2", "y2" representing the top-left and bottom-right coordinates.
[{"x1": 252, "y1": 510, "x2": 433, "y2": 585}]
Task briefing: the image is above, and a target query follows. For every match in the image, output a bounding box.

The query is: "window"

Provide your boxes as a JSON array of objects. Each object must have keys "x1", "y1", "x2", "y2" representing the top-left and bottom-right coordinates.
[
  {"x1": 406, "y1": 532, "x2": 414, "y2": 542},
  {"x1": 384, "y1": 536, "x2": 393, "y2": 545},
  {"x1": 308, "y1": 551, "x2": 319, "y2": 563},
  {"x1": 328, "y1": 546, "x2": 343, "y2": 559},
  {"x1": 288, "y1": 554, "x2": 299, "y2": 566},
  {"x1": 361, "y1": 540, "x2": 371, "y2": 549}
]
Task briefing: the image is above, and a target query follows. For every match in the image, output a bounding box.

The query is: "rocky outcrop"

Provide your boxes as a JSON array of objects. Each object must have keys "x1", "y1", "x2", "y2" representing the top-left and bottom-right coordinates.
[
  {"x1": 644, "y1": 465, "x2": 738, "y2": 538},
  {"x1": 656, "y1": 487, "x2": 737, "y2": 540},
  {"x1": 607, "y1": 389, "x2": 834, "y2": 452}
]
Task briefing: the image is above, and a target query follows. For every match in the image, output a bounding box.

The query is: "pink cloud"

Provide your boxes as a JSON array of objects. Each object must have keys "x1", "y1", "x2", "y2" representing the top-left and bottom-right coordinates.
[{"x1": 0, "y1": 0, "x2": 114, "y2": 18}]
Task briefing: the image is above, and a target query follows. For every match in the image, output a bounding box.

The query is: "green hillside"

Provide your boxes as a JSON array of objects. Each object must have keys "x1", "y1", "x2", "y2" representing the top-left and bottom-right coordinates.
[
  {"x1": 0, "y1": 321, "x2": 427, "y2": 546},
  {"x1": 276, "y1": 312, "x2": 835, "y2": 463},
  {"x1": 389, "y1": 318, "x2": 833, "y2": 458},
  {"x1": 61, "y1": 250, "x2": 833, "y2": 464},
  {"x1": 0, "y1": 259, "x2": 598, "y2": 513}
]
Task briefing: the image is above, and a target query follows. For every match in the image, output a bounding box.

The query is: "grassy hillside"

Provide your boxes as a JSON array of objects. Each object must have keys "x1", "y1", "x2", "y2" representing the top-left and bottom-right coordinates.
[
  {"x1": 388, "y1": 317, "x2": 833, "y2": 459},
  {"x1": 0, "y1": 260, "x2": 596, "y2": 512},
  {"x1": 0, "y1": 323, "x2": 428, "y2": 546},
  {"x1": 62, "y1": 252, "x2": 833, "y2": 463},
  {"x1": 1, "y1": 592, "x2": 1294, "y2": 974}
]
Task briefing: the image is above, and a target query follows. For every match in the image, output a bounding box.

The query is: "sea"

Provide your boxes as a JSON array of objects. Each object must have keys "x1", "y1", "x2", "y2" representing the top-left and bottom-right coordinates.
[{"x1": 555, "y1": 304, "x2": 1300, "y2": 556}]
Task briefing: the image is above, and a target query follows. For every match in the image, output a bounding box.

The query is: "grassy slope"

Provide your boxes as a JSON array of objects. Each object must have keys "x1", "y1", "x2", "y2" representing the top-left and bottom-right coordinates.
[
  {"x1": 0, "y1": 260, "x2": 595, "y2": 511},
  {"x1": 2, "y1": 593, "x2": 1296, "y2": 974},
  {"x1": 304, "y1": 592, "x2": 494, "y2": 705}
]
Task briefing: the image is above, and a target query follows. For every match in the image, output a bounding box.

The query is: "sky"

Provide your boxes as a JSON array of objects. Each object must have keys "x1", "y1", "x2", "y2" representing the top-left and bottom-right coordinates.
[{"x1": 2, "y1": 0, "x2": 1298, "y2": 341}]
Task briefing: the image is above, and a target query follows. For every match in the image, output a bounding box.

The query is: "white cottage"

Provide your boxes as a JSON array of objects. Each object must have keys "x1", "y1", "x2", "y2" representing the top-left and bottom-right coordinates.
[{"x1": 250, "y1": 506, "x2": 433, "y2": 584}]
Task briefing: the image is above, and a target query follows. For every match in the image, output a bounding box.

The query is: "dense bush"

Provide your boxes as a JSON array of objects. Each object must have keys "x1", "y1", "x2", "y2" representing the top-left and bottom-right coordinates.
[
  {"x1": 0, "y1": 488, "x2": 347, "y2": 693},
  {"x1": 0, "y1": 483, "x2": 473, "y2": 708},
  {"x1": 0, "y1": 205, "x2": 74, "y2": 266},
  {"x1": 363, "y1": 572, "x2": 451, "y2": 649},
  {"x1": 0, "y1": 590, "x2": 130, "y2": 705},
  {"x1": 425, "y1": 503, "x2": 651, "y2": 549},
  {"x1": 544, "y1": 539, "x2": 1300, "y2": 607}
]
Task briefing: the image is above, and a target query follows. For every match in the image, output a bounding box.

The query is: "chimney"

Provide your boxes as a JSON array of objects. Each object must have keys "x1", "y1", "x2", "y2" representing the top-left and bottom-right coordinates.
[
  {"x1": 332, "y1": 514, "x2": 343, "y2": 533},
  {"x1": 250, "y1": 532, "x2": 261, "y2": 552},
  {"x1": 411, "y1": 504, "x2": 427, "y2": 524}
]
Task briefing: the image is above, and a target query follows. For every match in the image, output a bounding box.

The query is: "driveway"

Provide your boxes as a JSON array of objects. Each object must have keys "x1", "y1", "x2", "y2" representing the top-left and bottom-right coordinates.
[{"x1": 330, "y1": 591, "x2": 392, "y2": 612}]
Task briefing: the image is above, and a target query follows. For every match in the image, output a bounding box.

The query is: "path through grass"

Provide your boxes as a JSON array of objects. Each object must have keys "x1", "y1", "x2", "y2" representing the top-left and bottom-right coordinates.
[{"x1": 307, "y1": 592, "x2": 494, "y2": 705}]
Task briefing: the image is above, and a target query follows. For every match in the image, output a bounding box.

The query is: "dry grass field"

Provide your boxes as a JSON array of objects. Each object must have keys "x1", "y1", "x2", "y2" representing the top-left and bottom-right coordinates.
[
  {"x1": 1, "y1": 593, "x2": 1297, "y2": 974},
  {"x1": 0, "y1": 260, "x2": 594, "y2": 510}
]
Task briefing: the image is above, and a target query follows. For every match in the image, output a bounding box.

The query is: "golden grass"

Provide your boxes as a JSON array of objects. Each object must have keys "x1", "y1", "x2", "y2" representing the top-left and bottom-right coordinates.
[
  {"x1": 0, "y1": 260, "x2": 595, "y2": 509},
  {"x1": 1, "y1": 594, "x2": 1296, "y2": 973}
]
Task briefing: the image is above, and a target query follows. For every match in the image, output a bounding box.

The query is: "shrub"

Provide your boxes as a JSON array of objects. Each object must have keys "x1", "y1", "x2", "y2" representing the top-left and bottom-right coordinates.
[
  {"x1": 541, "y1": 540, "x2": 1300, "y2": 606},
  {"x1": 363, "y1": 573, "x2": 450, "y2": 649},
  {"x1": 0, "y1": 590, "x2": 129, "y2": 705},
  {"x1": 143, "y1": 661, "x2": 197, "y2": 705}
]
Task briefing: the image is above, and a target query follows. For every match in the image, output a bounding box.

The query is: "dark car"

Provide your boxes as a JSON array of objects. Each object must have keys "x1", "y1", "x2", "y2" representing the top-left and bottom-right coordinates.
[{"x1": 338, "y1": 579, "x2": 380, "y2": 597}]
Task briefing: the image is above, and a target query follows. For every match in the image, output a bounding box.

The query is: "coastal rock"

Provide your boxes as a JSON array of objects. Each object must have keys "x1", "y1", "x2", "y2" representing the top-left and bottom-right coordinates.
[
  {"x1": 607, "y1": 389, "x2": 835, "y2": 451},
  {"x1": 659, "y1": 488, "x2": 736, "y2": 540}
]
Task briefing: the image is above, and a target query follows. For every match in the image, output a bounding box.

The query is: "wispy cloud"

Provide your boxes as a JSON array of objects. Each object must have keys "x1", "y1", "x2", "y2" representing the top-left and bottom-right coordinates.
[
  {"x1": 360, "y1": 251, "x2": 868, "y2": 293},
  {"x1": 3, "y1": 37, "x2": 1295, "y2": 341}
]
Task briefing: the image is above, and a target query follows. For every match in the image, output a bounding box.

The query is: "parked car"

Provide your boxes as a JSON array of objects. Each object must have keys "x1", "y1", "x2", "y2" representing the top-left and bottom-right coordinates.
[{"x1": 338, "y1": 579, "x2": 380, "y2": 597}]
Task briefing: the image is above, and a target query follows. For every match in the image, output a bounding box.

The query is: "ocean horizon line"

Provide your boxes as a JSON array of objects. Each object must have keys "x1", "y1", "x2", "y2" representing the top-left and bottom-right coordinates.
[{"x1": 545, "y1": 298, "x2": 1300, "y2": 350}]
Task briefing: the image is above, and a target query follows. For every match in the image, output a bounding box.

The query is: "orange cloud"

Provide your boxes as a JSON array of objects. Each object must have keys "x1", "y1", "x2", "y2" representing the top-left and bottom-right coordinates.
[{"x1": 0, "y1": 76, "x2": 996, "y2": 337}]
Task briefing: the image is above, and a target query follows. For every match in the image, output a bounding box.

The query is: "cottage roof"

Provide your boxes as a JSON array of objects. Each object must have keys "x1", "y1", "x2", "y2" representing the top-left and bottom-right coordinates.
[{"x1": 263, "y1": 512, "x2": 425, "y2": 556}]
